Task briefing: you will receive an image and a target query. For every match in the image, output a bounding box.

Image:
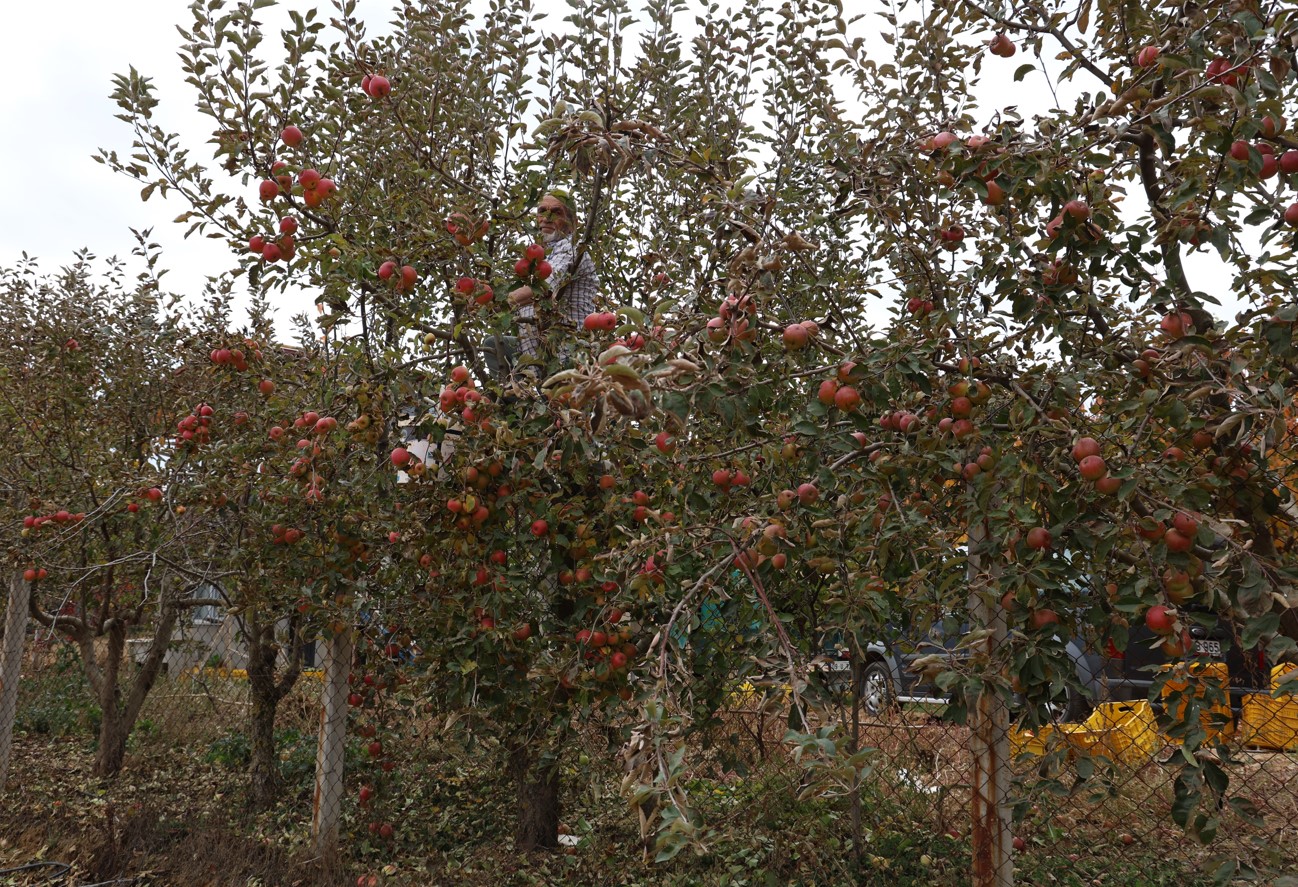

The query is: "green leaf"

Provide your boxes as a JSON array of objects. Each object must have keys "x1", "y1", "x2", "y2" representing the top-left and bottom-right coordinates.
[{"x1": 1013, "y1": 64, "x2": 1035, "y2": 82}]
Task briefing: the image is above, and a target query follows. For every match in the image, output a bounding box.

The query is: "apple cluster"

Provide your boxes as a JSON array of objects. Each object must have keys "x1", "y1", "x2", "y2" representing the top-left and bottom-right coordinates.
[
  {"x1": 21, "y1": 508, "x2": 85, "y2": 533},
  {"x1": 513, "y1": 242, "x2": 552, "y2": 281},
  {"x1": 360, "y1": 73, "x2": 391, "y2": 99},
  {"x1": 706, "y1": 293, "x2": 759, "y2": 345},
  {"x1": 454, "y1": 275, "x2": 494, "y2": 307},
  {"x1": 445, "y1": 211, "x2": 488, "y2": 246},
  {"x1": 258, "y1": 163, "x2": 337, "y2": 211},
  {"x1": 781, "y1": 320, "x2": 818, "y2": 350},
  {"x1": 248, "y1": 215, "x2": 298, "y2": 264},
  {"x1": 378, "y1": 260, "x2": 418, "y2": 293},
  {"x1": 209, "y1": 342, "x2": 260, "y2": 371},
  {"x1": 174, "y1": 402, "x2": 216, "y2": 449},
  {"x1": 435, "y1": 365, "x2": 491, "y2": 431},
  {"x1": 582, "y1": 311, "x2": 618, "y2": 332},
  {"x1": 815, "y1": 361, "x2": 864, "y2": 413}
]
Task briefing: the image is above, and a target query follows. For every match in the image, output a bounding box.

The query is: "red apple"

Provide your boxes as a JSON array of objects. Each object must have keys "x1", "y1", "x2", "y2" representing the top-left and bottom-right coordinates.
[
  {"x1": 989, "y1": 34, "x2": 1015, "y2": 57},
  {"x1": 368, "y1": 75, "x2": 391, "y2": 98},
  {"x1": 1077, "y1": 455, "x2": 1107, "y2": 481},
  {"x1": 1164, "y1": 527, "x2": 1193, "y2": 553},
  {"x1": 783, "y1": 323, "x2": 809, "y2": 350},
  {"x1": 1136, "y1": 46, "x2": 1160, "y2": 68},
  {"x1": 1159, "y1": 311, "x2": 1192, "y2": 338},
  {"x1": 1063, "y1": 199, "x2": 1090, "y2": 221},
  {"x1": 1136, "y1": 518, "x2": 1165, "y2": 541},
  {"x1": 531, "y1": 519, "x2": 548, "y2": 536},
  {"x1": 654, "y1": 431, "x2": 676, "y2": 455},
  {"x1": 797, "y1": 483, "x2": 819, "y2": 505},
  {"x1": 390, "y1": 447, "x2": 411, "y2": 467},
  {"x1": 258, "y1": 180, "x2": 279, "y2": 201},
  {"x1": 931, "y1": 131, "x2": 959, "y2": 150},
  {"x1": 1025, "y1": 527, "x2": 1051, "y2": 550},
  {"x1": 1145, "y1": 605, "x2": 1175, "y2": 635},
  {"x1": 833, "y1": 386, "x2": 861, "y2": 412},
  {"x1": 1071, "y1": 437, "x2": 1100, "y2": 462},
  {"x1": 1030, "y1": 609, "x2": 1059, "y2": 629},
  {"x1": 280, "y1": 125, "x2": 303, "y2": 147},
  {"x1": 1172, "y1": 512, "x2": 1199, "y2": 538}
]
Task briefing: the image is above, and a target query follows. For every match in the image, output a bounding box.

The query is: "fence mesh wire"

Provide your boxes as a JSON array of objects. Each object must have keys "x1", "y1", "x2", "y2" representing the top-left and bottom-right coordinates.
[{"x1": 3, "y1": 591, "x2": 1298, "y2": 886}]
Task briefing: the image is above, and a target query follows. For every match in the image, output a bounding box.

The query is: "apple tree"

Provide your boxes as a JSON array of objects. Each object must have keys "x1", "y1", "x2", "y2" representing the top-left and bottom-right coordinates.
[
  {"x1": 0, "y1": 247, "x2": 248, "y2": 778},
  {"x1": 97, "y1": 0, "x2": 1298, "y2": 876}
]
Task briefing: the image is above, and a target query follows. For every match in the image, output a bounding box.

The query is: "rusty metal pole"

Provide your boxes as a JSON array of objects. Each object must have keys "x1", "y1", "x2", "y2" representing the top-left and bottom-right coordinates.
[
  {"x1": 0, "y1": 572, "x2": 33, "y2": 792},
  {"x1": 312, "y1": 626, "x2": 353, "y2": 860},
  {"x1": 968, "y1": 522, "x2": 1014, "y2": 887}
]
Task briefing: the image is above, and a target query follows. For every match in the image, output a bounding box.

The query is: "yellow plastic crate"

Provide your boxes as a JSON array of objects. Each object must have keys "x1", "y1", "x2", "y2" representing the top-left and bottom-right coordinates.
[
  {"x1": 1274, "y1": 663, "x2": 1298, "y2": 693},
  {"x1": 1160, "y1": 661, "x2": 1234, "y2": 742},
  {"x1": 1056, "y1": 701, "x2": 1160, "y2": 766},
  {"x1": 724, "y1": 680, "x2": 791, "y2": 707},
  {"x1": 1009, "y1": 724, "x2": 1054, "y2": 759},
  {"x1": 1240, "y1": 693, "x2": 1298, "y2": 752}
]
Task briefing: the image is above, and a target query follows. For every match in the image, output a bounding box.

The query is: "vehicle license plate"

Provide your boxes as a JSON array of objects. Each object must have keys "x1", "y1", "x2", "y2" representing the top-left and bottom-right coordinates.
[{"x1": 1193, "y1": 639, "x2": 1222, "y2": 658}]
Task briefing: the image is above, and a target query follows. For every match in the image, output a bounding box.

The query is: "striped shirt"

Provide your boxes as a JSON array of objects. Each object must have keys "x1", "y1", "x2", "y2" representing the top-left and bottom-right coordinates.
[{"x1": 517, "y1": 236, "x2": 600, "y2": 361}]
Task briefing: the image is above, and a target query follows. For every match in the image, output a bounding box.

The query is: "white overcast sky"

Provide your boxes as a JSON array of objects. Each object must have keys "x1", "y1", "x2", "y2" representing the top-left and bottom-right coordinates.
[{"x1": 0, "y1": 1, "x2": 1238, "y2": 339}]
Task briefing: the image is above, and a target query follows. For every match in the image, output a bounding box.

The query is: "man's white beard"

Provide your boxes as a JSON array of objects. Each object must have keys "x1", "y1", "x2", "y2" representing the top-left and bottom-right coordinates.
[{"x1": 541, "y1": 229, "x2": 569, "y2": 244}]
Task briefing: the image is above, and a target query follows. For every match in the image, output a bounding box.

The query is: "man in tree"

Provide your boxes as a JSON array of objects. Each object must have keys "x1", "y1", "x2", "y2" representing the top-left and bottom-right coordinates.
[{"x1": 484, "y1": 190, "x2": 600, "y2": 384}]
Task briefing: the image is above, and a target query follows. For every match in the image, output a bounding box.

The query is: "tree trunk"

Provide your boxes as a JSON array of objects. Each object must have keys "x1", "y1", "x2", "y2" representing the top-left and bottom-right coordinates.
[
  {"x1": 94, "y1": 621, "x2": 129, "y2": 778},
  {"x1": 509, "y1": 742, "x2": 561, "y2": 851},
  {"x1": 0, "y1": 572, "x2": 33, "y2": 791},
  {"x1": 247, "y1": 622, "x2": 282, "y2": 809},
  {"x1": 86, "y1": 596, "x2": 177, "y2": 779},
  {"x1": 246, "y1": 613, "x2": 302, "y2": 809}
]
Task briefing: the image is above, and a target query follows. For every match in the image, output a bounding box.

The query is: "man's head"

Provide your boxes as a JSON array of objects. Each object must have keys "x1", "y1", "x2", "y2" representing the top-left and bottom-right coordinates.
[{"x1": 537, "y1": 191, "x2": 575, "y2": 241}]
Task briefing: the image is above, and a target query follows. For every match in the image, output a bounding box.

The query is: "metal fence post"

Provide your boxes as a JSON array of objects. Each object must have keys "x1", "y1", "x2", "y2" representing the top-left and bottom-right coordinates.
[
  {"x1": 968, "y1": 523, "x2": 1013, "y2": 887},
  {"x1": 0, "y1": 572, "x2": 32, "y2": 792},
  {"x1": 313, "y1": 625, "x2": 353, "y2": 860}
]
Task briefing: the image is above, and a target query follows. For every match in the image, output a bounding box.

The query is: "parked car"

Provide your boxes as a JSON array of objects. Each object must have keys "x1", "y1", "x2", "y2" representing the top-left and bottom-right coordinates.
[{"x1": 822, "y1": 606, "x2": 1269, "y2": 724}]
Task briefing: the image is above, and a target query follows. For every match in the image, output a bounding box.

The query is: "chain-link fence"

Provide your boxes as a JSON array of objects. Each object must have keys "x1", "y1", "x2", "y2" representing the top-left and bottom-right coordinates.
[{"x1": 3, "y1": 581, "x2": 1298, "y2": 887}]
